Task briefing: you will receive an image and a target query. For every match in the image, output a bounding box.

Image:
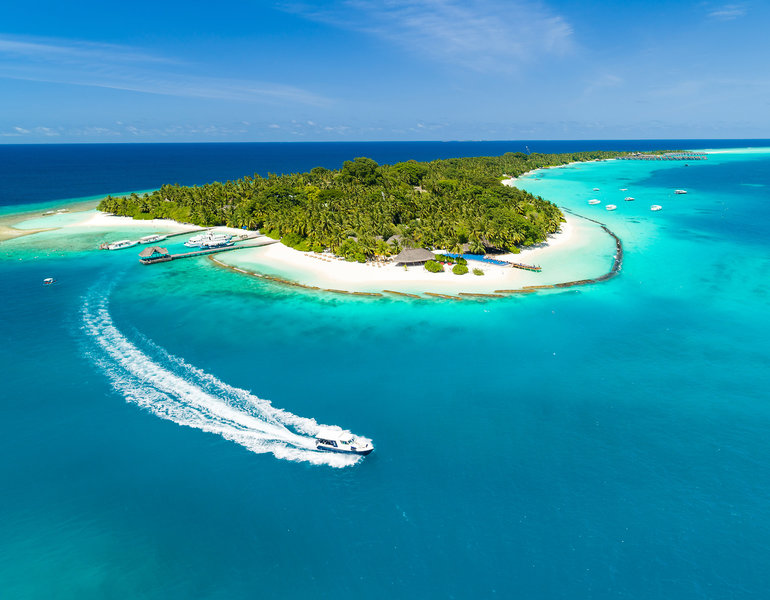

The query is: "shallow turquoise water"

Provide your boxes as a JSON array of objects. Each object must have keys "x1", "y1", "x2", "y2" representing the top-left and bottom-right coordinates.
[{"x1": 1, "y1": 148, "x2": 769, "y2": 598}]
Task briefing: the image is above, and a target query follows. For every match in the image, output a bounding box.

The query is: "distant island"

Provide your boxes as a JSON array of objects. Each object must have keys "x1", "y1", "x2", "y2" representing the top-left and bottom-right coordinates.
[{"x1": 98, "y1": 150, "x2": 625, "y2": 261}]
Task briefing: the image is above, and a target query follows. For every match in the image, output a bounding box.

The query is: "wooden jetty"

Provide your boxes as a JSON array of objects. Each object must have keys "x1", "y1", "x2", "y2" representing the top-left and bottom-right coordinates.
[
  {"x1": 509, "y1": 262, "x2": 542, "y2": 272},
  {"x1": 138, "y1": 238, "x2": 276, "y2": 264},
  {"x1": 619, "y1": 152, "x2": 707, "y2": 161},
  {"x1": 162, "y1": 227, "x2": 212, "y2": 239}
]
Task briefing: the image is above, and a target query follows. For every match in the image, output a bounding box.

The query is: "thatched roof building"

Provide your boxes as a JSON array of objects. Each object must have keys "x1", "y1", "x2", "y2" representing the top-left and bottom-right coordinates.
[
  {"x1": 393, "y1": 248, "x2": 435, "y2": 265},
  {"x1": 138, "y1": 246, "x2": 169, "y2": 258}
]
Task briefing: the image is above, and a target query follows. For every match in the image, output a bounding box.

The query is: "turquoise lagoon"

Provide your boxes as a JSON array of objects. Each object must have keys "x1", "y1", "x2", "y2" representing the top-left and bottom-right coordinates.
[{"x1": 1, "y1": 146, "x2": 769, "y2": 598}]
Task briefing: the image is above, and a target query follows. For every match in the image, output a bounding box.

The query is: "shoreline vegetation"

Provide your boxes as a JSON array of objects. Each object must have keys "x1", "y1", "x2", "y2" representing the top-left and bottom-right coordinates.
[
  {"x1": 1, "y1": 150, "x2": 636, "y2": 297},
  {"x1": 97, "y1": 150, "x2": 625, "y2": 261}
]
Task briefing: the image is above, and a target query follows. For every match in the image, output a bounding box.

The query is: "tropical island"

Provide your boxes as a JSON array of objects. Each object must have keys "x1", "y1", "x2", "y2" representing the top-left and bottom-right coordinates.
[{"x1": 98, "y1": 150, "x2": 624, "y2": 262}]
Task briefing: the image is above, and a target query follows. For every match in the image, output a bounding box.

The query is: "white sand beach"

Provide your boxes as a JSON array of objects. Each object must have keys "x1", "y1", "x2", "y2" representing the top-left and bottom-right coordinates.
[{"x1": 3, "y1": 203, "x2": 617, "y2": 296}]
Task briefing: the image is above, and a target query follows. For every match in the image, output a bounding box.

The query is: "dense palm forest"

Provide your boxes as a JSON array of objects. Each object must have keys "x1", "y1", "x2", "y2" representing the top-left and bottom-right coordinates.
[{"x1": 98, "y1": 150, "x2": 624, "y2": 261}]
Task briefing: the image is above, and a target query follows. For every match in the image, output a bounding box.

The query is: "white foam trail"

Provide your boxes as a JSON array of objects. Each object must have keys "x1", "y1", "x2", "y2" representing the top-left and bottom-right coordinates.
[{"x1": 80, "y1": 291, "x2": 361, "y2": 468}]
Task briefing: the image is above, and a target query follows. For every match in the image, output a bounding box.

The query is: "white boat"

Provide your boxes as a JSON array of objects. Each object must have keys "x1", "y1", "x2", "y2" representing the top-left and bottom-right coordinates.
[
  {"x1": 43, "y1": 278, "x2": 55, "y2": 285},
  {"x1": 620, "y1": 188, "x2": 628, "y2": 191},
  {"x1": 650, "y1": 205, "x2": 662, "y2": 211},
  {"x1": 199, "y1": 236, "x2": 233, "y2": 249},
  {"x1": 675, "y1": 189, "x2": 687, "y2": 194},
  {"x1": 624, "y1": 196, "x2": 635, "y2": 201},
  {"x1": 588, "y1": 199, "x2": 601, "y2": 205},
  {"x1": 184, "y1": 233, "x2": 210, "y2": 247},
  {"x1": 606, "y1": 204, "x2": 617, "y2": 211},
  {"x1": 139, "y1": 234, "x2": 167, "y2": 244},
  {"x1": 315, "y1": 427, "x2": 374, "y2": 455},
  {"x1": 592, "y1": 187, "x2": 600, "y2": 191},
  {"x1": 107, "y1": 239, "x2": 138, "y2": 250}
]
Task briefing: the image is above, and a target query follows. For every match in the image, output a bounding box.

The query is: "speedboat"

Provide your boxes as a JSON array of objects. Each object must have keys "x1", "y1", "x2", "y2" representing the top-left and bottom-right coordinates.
[
  {"x1": 588, "y1": 199, "x2": 601, "y2": 205},
  {"x1": 139, "y1": 234, "x2": 167, "y2": 244},
  {"x1": 315, "y1": 427, "x2": 373, "y2": 455},
  {"x1": 43, "y1": 278, "x2": 55, "y2": 285},
  {"x1": 592, "y1": 187, "x2": 600, "y2": 191},
  {"x1": 620, "y1": 188, "x2": 628, "y2": 191},
  {"x1": 606, "y1": 204, "x2": 617, "y2": 211},
  {"x1": 675, "y1": 189, "x2": 687, "y2": 194},
  {"x1": 624, "y1": 196, "x2": 635, "y2": 201},
  {"x1": 107, "y1": 239, "x2": 138, "y2": 250},
  {"x1": 650, "y1": 205, "x2": 662, "y2": 211}
]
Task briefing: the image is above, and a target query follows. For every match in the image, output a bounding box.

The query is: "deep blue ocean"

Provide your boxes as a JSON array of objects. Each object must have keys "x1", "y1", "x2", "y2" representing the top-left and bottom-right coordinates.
[{"x1": 1, "y1": 141, "x2": 769, "y2": 599}]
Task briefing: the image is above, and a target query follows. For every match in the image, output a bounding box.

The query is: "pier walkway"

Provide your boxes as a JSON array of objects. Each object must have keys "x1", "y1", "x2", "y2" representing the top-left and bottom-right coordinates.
[{"x1": 139, "y1": 236, "x2": 276, "y2": 264}]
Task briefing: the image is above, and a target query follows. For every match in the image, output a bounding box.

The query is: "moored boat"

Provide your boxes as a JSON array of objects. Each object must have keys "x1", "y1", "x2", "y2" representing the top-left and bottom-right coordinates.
[
  {"x1": 315, "y1": 427, "x2": 373, "y2": 455},
  {"x1": 588, "y1": 199, "x2": 601, "y2": 205},
  {"x1": 606, "y1": 204, "x2": 617, "y2": 211},
  {"x1": 624, "y1": 196, "x2": 635, "y2": 201},
  {"x1": 198, "y1": 234, "x2": 232, "y2": 249},
  {"x1": 106, "y1": 239, "x2": 138, "y2": 250},
  {"x1": 184, "y1": 233, "x2": 209, "y2": 247},
  {"x1": 675, "y1": 189, "x2": 687, "y2": 194},
  {"x1": 139, "y1": 234, "x2": 167, "y2": 244},
  {"x1": 592, "y1": 187, "x2": 600, "y2": 191},
  {"x1": 650, "y1": 205, "x2": 662, "y2": 211}
]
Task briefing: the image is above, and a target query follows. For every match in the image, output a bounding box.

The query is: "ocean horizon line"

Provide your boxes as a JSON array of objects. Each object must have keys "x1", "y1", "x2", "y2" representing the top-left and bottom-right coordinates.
[{"x1": 2, "y1": 137, "x2": 770, "y2": 147}]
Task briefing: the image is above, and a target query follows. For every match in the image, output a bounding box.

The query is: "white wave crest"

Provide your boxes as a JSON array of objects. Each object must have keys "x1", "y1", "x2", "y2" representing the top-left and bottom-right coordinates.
[{"x1": 80, "y1": 292, "x2": 362, "y2": 468}]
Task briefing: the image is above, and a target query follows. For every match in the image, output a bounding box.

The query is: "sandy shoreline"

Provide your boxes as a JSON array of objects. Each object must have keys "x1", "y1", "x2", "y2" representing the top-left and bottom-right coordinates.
[{"x1": 1, "y1": 185, "x2": 617, "y2": 296}]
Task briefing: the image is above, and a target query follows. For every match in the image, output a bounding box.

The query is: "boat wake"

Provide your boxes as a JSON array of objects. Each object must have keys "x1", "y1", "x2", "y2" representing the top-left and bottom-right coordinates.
[{"x1": 80, "y1": 290, "x2": 362, "y2": 468}]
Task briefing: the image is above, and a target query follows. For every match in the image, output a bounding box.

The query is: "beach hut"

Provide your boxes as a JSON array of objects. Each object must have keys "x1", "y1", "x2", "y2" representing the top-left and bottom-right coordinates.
[
  {"x1": 393, "y1": 248, "x2": 435, "y2": 265},
  {"x1": 138, "y1": 246, "x2": 170, "y2": 264}
]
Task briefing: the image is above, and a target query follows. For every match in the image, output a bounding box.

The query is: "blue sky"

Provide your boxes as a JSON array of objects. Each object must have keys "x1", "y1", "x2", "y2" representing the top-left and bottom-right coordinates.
[{"x1": 1, "y1": 0, "x2": 768, "y2": 142}]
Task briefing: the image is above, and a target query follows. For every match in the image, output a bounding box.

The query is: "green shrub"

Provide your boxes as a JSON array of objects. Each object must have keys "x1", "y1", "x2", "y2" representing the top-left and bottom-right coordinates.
[
  {"x1": 281, "y1": 232, "x2": 309, "y2": 250},
  {"x1": 452, "y1": 263, "x2": 469, "y2": 275},
  {"x1": 456, "y1": 257, "x2": 468, "y2": 265},
  {"x1": 473, "y1": 268, "x2": 484, "y2": 276},
  {"x1": 425, "y1": 260, "x2": 443, "y2": 273}
]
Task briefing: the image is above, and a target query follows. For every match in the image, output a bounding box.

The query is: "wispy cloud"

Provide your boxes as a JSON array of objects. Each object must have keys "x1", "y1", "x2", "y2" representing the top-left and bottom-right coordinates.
[
  {"x1": 0, "y1": 35, "x2": 330, "y2": 106},
  {"x1": 707, "y1": 3, "x2": 747, "y2": 20},
  {"x1": 284, "y1": 0, "x2": 574, "y2": 72}
]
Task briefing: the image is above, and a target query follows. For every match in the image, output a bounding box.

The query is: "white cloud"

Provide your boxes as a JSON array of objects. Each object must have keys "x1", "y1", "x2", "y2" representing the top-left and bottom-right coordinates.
[
  {"x1": 0, "y1": 34, "x2": 330, "y2": 107},
  {"x1": 707, "y1": 3, "x2": 747, "y2": 20},
  {"x1": 285, "y1": 0, "x2": 574, "y2": 72}
]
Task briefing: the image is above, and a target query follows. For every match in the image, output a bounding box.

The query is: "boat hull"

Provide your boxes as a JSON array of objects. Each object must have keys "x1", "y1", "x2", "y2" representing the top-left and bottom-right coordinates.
[{"x1": 316, "y1": 444, "x2": 373, "y2": 456}]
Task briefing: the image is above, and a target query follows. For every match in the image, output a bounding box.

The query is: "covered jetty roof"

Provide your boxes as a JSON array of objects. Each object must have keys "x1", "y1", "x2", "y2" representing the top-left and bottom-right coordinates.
[
  {"x1": 138, "y1": 246, "x2": 169, "y2": 258},
  {"x1": 393, "y1": 248, "x2": 435, "y2": 264}
]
